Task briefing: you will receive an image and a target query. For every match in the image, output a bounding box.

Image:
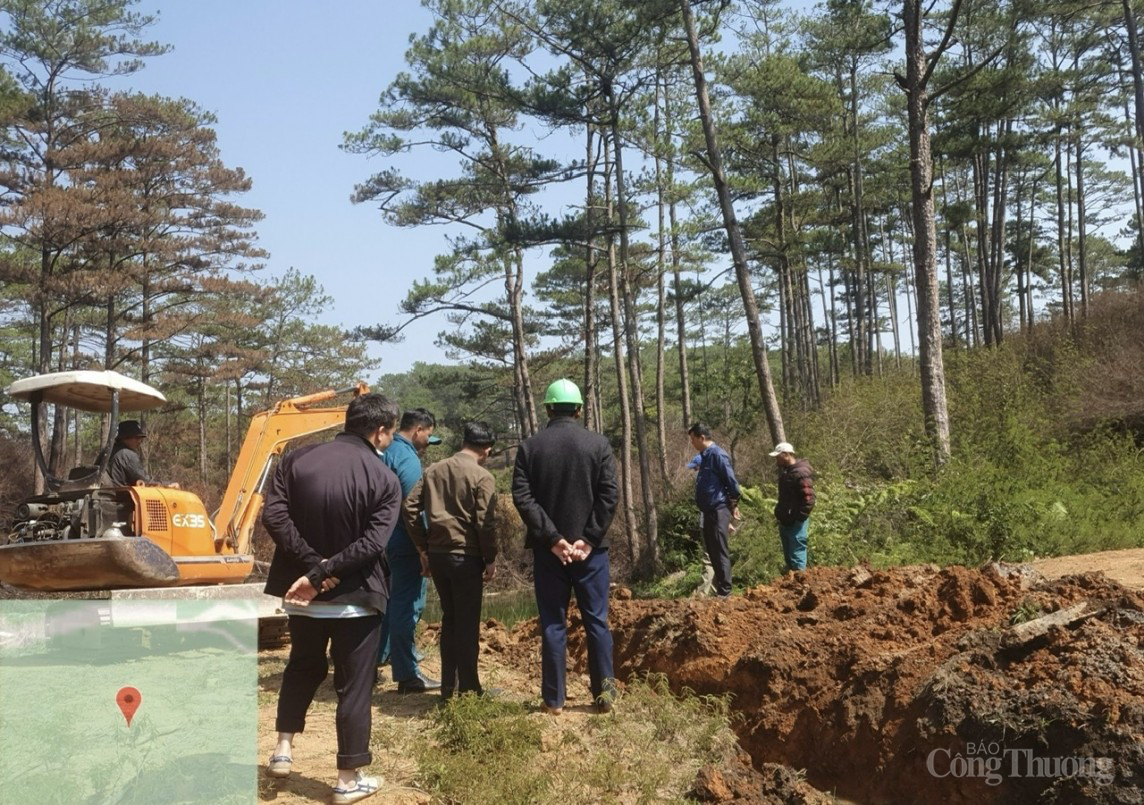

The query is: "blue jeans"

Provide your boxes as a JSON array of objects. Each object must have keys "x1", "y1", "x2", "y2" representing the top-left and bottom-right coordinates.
[
  {"x1": 779, "y1": 518, "x2": 809, "y2": 571},
  {"x1": 377, "y1": 549, "x2": 428, "y2": 682},
  {"x1": 533, "y1": 546, "x2": 614, "y2": 709}
]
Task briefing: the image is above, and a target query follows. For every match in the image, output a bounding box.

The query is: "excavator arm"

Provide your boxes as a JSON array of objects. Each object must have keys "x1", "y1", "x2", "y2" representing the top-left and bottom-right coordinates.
[{"x1": 212, "y1": 382, "x2": 369, "y2": 555}]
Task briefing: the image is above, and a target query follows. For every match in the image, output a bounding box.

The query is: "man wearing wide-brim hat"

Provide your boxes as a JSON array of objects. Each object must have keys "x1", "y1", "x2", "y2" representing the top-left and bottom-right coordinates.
[
  {"x1": 771, "y1": 441, "x2": 815, "y2": 572},
  {"x1": 102, "y1": 420, "x2": 179, "y2": 488}
]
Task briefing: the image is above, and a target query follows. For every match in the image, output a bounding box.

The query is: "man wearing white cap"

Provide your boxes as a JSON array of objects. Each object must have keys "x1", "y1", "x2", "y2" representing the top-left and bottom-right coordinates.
[{"x1": 770, "y1": 442, "x2": 815, "y2": 572}]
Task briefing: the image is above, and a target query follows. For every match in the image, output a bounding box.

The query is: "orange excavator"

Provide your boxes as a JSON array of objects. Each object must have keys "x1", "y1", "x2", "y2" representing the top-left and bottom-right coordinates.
[{"x1": 0, "y1": 370, "x2": 368, "y2": 593}]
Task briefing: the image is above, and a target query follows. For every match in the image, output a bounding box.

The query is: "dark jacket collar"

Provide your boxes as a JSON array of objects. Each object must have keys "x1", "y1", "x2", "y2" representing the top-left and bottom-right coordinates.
[{"x1": 336, "y1": 431, "x2": 379, "y2": 452}]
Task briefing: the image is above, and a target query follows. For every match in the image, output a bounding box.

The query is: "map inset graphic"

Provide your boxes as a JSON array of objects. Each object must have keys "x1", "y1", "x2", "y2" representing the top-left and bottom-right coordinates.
[{"x1": 0, "y1": 599, "x2": 257, "y2": 804}]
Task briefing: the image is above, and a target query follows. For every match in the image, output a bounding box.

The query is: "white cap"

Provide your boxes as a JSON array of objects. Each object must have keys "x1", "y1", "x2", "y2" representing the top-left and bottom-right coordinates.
[{"x1": 769, "y1": 441, "x2": 795, "y2": 456}]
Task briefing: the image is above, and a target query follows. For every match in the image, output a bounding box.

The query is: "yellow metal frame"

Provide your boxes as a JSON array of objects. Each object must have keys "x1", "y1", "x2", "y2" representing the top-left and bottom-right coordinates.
[{"x1": 212, "y1": 383, "x2": 370, "y2": 558}]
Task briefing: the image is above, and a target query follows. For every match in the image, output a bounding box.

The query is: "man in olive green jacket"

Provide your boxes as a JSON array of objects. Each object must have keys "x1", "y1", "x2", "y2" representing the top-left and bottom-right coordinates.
[{"x1": 403, "y1": 422, "x2": 498, "y2": 699}]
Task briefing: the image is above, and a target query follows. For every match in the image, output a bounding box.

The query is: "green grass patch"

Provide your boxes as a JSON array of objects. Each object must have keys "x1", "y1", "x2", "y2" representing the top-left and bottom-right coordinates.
[
  {"x1": 423, "y1": 587, "x2": 538, "y2": 628},
  {"x1": 412, "y1": 675, "x2": 738, "y2": 804}
]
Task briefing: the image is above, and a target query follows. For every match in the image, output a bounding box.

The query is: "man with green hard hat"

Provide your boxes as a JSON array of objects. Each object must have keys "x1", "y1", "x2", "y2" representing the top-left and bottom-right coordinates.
[{"x1": 512, "y1": 378, "x2": 620, "y2": 715}]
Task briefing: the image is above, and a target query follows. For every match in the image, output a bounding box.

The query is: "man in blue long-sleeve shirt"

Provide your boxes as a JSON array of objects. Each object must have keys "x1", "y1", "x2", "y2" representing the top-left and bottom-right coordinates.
[{"x1": 688, "y1": 422, "x2": 741, "y2": 598}]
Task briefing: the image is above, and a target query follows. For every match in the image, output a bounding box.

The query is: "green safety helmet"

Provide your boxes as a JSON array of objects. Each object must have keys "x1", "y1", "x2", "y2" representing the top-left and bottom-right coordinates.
[{"x1": 543, "y1": 378, "x2": 583, "y2": 406}]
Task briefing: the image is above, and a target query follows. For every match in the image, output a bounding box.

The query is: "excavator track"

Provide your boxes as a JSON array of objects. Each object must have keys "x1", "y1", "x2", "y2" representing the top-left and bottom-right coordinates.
[{"x1": 0, "y1": 537, "x2": 180, "y2": 591}]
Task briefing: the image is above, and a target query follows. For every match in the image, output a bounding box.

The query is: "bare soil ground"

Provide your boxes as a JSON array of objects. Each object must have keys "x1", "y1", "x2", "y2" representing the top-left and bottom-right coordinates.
[
  {"x1": 257, "y1": 620, "x2": 629, "y2": 805},
  {"x1": 258, "y1": 551, "x2": 1144, "y2": 804}
]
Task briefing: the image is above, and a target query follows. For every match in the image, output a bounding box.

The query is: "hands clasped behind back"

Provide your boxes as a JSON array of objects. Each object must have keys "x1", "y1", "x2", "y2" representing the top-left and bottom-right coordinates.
[{"x1": 550, "y1": 538, "x2": 594, "y2": 565}]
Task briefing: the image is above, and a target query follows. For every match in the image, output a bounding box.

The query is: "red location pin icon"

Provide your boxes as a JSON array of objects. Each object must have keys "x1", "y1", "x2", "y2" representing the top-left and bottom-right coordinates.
[{"x1": 116, "y1": 686, "x2": 142, "y2": 727}]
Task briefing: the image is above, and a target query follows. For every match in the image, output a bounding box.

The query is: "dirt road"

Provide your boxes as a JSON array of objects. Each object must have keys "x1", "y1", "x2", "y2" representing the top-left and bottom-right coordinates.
[{"x1": 1033, "y1": 547, "x2": 1144, "y2": 589}]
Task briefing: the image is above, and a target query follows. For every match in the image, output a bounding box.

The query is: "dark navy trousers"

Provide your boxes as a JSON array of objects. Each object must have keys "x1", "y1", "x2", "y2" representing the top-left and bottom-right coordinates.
[{"x1": 532, "y1": 546, "x2": 614, "y2": 708}]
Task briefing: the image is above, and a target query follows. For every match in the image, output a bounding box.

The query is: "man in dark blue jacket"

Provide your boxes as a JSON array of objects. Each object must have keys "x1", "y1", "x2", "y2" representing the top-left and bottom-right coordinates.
[
  {"x1": 513, "y1": 379, "x2": 620, "y2": 715},
  {"x1": 262, "y1": 392, "x2": 401, "y2": 804},
  {"x1": 688, "y1": 422, "x2": 741, "y2": 598}
]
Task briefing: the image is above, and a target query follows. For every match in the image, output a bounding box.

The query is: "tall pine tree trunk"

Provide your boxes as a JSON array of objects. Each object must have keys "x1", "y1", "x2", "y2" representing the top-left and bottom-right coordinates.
[
  {"x1": 610, "y1": 108, "x2": 659, "y2": 571},
  {"x1": 1075, "y1": 135, "x2": 1089, "y2": 317},
  {"x1": 654, "y1": 86, "x2": 670, "y2": 491},
  {"x1": 663, "y1": 81, "x2": 692, "y2": 429},
  {"x1": 939, "y1": 158, "x2": 959, "y2": 347},
  {"x1": 681, "y1": 0, "x2": 785, "y2": 446},
  {"x1": 584, "y1": 124, "x2": 601, "y2": 432},
  {"x1": 972, "y1": 147, "x2": 994, "y2": 345},
  {"x1": 489, "y1": 127, "x2": 538, "y2": 438},
  {"x1": 849, "y1": 67, "x2": 870, "y2": 375},
  {"x1": 509, "y1": 249, "x2": 538, "y2": 436},
  {"x1": 988, "y1": 123, "x2": 1011, "y2": 344},
  {"x1": 604, "y1": 142, "x2": 638, "y2": 566},
  {"x1": 823, "y1": 254, "x2": 840, "y2": 388},
  {"x1": 1124, "y1": 0, "x2": 1144, "y2": 277},
  {"x1": 903, "y1": 0, "x2": 952, "y2": 465},
  {"x1": 670, "y1": 197, "x2": 692, "y2": 429}
]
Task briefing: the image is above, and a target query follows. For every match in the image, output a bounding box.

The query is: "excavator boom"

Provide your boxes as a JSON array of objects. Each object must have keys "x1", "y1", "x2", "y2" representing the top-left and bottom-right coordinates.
[{"x1": 213, "y1": 382, "x2": 369, "y2": 555}]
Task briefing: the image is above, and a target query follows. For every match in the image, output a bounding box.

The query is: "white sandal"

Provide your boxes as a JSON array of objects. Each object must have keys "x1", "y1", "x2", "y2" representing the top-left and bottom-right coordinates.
[
  {"x1": 331, "y1": 772, "x2": 380, "y2": 804},
  {"x1": 266, "y1": 754, "x2": 292, "y2": 778}
]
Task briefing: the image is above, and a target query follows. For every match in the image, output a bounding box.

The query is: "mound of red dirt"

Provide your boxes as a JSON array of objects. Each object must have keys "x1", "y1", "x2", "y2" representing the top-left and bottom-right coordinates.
[{"x1": 499, "y1": 564, "x2": 1144, "y2": 803}]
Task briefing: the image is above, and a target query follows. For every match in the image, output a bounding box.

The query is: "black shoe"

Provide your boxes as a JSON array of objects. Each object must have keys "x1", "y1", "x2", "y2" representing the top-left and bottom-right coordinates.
[
  {"x1": 397, "y1": 674, "x2": 441, "y2": 694},
  {"x1": 595, "y1": 680, "x2": 618, "y2": 714}
]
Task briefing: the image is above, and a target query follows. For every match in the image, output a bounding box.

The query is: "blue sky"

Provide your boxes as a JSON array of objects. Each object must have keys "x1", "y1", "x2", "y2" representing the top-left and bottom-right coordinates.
[{"x1": 127, "y1": 1, "x2": 445, "y2": 377}]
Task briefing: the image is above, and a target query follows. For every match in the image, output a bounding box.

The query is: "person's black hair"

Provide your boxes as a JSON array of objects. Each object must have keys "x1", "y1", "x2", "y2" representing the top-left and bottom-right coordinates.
[
  {"x1": 687, "y1": 422, "x2": 713, "y2": 439},
  {"x1": 399, "y1": 407, "x2": 436, "y2": 431},
  {"x1": 462, "y1": 420, "x2": 496, "y2": 447},
  {"x1": 546, "y1": 403, "x2": 580, "y2": 418},
  {"x1": 345, "y1": 393, "x2": 400, "y2": 436}
]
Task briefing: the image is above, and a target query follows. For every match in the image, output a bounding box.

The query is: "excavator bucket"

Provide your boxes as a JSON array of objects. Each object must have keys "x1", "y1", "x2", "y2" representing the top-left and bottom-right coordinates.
[{"x1": 0, "y1": 537, "x2": 180, "y2": 592}]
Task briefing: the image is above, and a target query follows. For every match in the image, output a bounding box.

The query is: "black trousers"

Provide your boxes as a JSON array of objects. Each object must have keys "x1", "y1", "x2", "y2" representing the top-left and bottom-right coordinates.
[
  {"x1": 428, "y1": 553, "x2": 485, "y2": 696},
  {"x1": 701, "y1": 505, "x2": 733, "y2": 596},
  {"x1": 275, "y1": 612, "x2": 382, "y2": 769}
]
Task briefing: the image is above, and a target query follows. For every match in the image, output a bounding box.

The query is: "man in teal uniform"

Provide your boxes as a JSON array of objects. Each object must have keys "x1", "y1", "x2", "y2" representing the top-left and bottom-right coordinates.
[{"x1": 377, "y1": 408, "x2": 442, "y2": 693}]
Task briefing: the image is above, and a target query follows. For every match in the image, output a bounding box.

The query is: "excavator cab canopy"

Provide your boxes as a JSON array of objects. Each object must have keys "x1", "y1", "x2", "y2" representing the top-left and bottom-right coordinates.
[
  {"x1": 6, "y1": 370, "x2": 167, "y2": 413},
  {"x1": 5, "y1": 370, "x2": 166, "y2": 493}
]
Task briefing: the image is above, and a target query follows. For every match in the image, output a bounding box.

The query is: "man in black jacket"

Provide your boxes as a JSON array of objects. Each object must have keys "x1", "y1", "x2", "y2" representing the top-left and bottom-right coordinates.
[
  {"x1": 262, "y1": 393, "x2": 402, "y2": 804},
  {"x1": 771, "y1": 441, "x2": 815, "y2": 572},
  {"x1": 513, "y1": 379, "x2": 620, "y2": 715}
]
